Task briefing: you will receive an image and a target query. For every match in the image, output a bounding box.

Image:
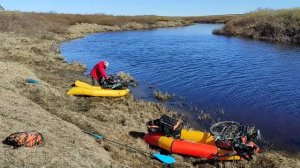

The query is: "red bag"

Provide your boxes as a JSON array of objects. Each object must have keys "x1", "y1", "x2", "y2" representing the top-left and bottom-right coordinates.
[{"x1": 2, "y1": 131, "x2": 44, "y2": 149}]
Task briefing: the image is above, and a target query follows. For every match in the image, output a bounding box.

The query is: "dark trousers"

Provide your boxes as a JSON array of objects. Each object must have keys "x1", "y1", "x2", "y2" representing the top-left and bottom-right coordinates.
[{"x1": 91, "y1": 77, "x2": 105, "y2": 86}]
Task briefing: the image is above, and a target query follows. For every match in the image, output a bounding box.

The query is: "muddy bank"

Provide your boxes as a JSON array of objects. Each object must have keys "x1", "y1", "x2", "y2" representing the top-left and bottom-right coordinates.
[{"x1": 0, "y1": 12, "x2": 299, "y2": 167}]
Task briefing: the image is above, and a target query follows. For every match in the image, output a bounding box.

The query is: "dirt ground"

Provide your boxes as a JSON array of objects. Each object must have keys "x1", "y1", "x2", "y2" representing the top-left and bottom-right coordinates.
[{"x1": 0, "y1": 22, "x2": 299, "y2": 168}]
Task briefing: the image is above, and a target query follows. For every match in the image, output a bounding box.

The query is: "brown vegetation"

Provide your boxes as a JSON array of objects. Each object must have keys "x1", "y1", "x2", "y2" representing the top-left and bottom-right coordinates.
[
  {"x1": 0, "y1": 12, "x2": 68, "y2": 36},
  {"x1": 0, "y1": 12, "x2": 190, "y2": 36},
  {"x1": 153, "y1": 90, "x2": 173, "y2": 101},
  {"x1": 0, "y1": 11, "x2": 299, "y2": 167},
  {"x1": 213, "y1": 8, "x2": 300, "y2": 43},
  {"x1": 117, "y1": 71, "x2": 134, "y2": 82},
  {"x1": 184, "y1": 14, "x2": 241, "y2": 23}
]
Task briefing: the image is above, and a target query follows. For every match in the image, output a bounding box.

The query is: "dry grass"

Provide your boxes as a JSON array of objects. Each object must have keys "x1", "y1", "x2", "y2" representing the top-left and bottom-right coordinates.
[
  {"x1": 213, "y1": 8, "x2": 300, "y2": 43},
  {"x1": 117, "y1": 71, "x2": 134, "y2": 82},
  {"x1": 0, "y1": 11, "x2": 190, "y2": 38},
  {"x1": 153, "y1": 90, "x2": 173, "y2": 101},
  {"x1": 0, "y1": 12, "x2": 68, "y2": 36},
  {"x1": 39, "y1": 13, "x2": 177, "y2": 26},
  {"x1": 0, "y1": 62, "x2": 111, "y2": 167},
  {"x1": 185, "y1": 14, "x2": 241, "y2": 23},
  {"x1": 197, "y1": 111, "x2": 213, "y2": 121}
]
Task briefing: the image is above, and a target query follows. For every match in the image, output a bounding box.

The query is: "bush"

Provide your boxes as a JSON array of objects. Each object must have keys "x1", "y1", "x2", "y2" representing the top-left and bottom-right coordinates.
[{"x1": 0, "y1": 12, "x2": 68, "y2": 36}]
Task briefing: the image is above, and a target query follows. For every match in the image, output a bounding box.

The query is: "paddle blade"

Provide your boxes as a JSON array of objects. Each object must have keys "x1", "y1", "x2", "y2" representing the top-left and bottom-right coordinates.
[
  {"x1": 83, "y1": 131, "x2": 104, "y2": 140},
  {"x1": 153, "y1": 153, "x2": 176, "y2": 164}
]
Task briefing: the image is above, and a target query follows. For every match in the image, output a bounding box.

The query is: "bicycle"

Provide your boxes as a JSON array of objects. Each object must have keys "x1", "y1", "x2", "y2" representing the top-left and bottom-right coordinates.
[
  {"x1": 209, "y1": 121, "x2": 261, "y2": 160},
  {"x1": 210, "y1": 121, "x2": 242, "y2": 150}
]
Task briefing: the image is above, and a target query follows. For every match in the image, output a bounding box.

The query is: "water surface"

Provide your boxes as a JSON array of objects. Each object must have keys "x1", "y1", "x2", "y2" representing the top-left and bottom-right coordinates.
[{"x1": 61, "y1": 24, "x2": 300, "y2": 152}]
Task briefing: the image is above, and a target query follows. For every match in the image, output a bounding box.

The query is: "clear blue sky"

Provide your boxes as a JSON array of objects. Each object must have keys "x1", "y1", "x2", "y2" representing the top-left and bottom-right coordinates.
[{"x1": 1, "y1": 0, "x2": 300, "y2": 16}]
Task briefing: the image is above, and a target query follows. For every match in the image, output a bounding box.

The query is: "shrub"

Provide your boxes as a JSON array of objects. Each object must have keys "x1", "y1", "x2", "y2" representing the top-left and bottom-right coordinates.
[
  {"x1": 213, "y1": 8, "x2": 300, "y2": 43},
  {"x1": 0, "y1": 12, "x2": 68, "y2": 36}
]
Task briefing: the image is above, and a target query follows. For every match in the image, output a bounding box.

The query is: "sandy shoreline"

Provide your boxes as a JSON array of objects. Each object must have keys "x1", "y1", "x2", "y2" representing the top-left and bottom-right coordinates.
[{"x1": 0, "y1": 16, "x2": 299, "y2": 167}]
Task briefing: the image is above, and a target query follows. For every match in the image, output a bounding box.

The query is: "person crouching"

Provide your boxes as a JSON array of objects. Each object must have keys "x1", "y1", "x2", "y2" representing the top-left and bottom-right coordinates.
[{"x1": 90, "y1": 61, "x2": 109, "y2": 86}]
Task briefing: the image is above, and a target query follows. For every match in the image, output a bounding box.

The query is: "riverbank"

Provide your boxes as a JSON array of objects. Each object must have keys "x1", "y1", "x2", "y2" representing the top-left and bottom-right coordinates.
[
  {"x1": 0, "y1": 11, "x2": 299, "y2": 167},
  {"x1": 184, "y1": 14, "x2": 241, "y2": 24},
  {"x1": 213, "y1": 8, "x2": 300, "y2": 44}
]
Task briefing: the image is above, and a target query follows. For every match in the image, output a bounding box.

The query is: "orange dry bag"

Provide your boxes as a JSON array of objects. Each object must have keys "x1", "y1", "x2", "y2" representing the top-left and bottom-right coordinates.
[{"x1": 2, "y1": 131, "x2": 44, "y2": 149}]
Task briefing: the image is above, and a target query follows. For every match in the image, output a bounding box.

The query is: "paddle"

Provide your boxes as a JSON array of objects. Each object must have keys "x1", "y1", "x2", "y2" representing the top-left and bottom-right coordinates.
[{"x1": 83, "y1": 131, "x2": 176, "y2": 165}]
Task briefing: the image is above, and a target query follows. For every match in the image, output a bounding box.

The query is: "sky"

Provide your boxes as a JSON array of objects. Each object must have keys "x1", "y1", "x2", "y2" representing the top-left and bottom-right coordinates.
[{"x1": 1, "y1": 0, "x2": 300, "y2": 16}]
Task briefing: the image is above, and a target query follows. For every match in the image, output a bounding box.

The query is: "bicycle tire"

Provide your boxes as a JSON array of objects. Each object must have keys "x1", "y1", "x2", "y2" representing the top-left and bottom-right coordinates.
[{"x1": 209, "y1": 121, "x2": 241, "y2": 136}]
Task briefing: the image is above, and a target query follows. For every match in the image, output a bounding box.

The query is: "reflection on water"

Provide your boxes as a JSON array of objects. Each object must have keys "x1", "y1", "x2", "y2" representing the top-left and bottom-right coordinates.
[{"x1": 61, "y1": 24, "x2": 300, "y2": 152}]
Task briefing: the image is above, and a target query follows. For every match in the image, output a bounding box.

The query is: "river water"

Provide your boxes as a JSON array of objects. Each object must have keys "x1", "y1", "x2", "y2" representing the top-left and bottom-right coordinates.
[{"x1": 61, "y1": 24, "x2": 300, "y2": 153}]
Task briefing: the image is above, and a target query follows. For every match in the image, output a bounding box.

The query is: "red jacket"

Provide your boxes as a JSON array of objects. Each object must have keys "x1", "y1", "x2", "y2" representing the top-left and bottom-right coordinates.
[{"x1": 90, "y1": 61, "x2": 108, "y2": 80}]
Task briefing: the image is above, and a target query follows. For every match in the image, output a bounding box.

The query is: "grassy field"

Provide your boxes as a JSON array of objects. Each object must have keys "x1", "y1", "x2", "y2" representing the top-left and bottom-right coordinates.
[
  {"x1": 0, "y1": 11, "x2": 299, "y2": 167},
  {"x1": 213, "y1": 8, "x2": 300, "y2": 43},
  {"x1": 0, "y1": 11, "x2": 190, "y2": 36}
]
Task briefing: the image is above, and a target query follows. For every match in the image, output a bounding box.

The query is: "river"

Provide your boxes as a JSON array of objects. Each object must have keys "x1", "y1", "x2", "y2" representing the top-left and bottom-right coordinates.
[{"x1": 61, "y1": 24, "x2": 300, "y2": 153}]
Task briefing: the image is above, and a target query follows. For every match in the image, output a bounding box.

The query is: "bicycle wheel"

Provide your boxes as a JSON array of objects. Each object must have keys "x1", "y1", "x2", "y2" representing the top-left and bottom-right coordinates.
[{"x1": 209, "y1": 121, "x2": 241, "y2": 136}]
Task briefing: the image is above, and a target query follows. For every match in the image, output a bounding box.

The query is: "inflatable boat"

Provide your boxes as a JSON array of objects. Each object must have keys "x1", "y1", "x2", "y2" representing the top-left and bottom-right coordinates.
[
  {"x1": 67, "y1": 80, "x2": 130, "y2": 97},
  {"x1": 144, "y1": 129, "x2": 241, "y2": 160},
  {"x1": 74, "y1": 80, "x2": 103, "y2": 90}
]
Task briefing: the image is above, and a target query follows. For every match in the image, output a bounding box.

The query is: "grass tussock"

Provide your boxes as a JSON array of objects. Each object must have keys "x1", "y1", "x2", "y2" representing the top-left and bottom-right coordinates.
[
  {"x1": 213, "y1": 8, "x2": 300, "y2": 43},
  {"x1": 117, "y1": 71, "x2": 134, "y2": 82},
  {"x1": 153, "y1": 90, "x2": 173, "y2": 101},
  {"x1": 197, "y1": 111, "x2": 213, "y2": 121}
]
